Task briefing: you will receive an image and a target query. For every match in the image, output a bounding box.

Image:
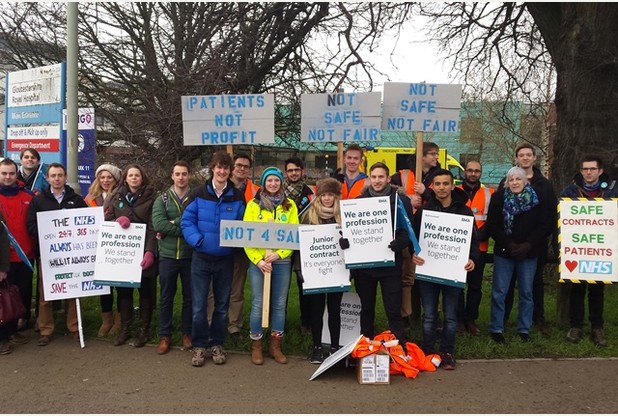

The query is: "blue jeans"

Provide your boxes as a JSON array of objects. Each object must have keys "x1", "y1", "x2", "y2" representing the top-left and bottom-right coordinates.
[
  {"x1": 418, "y1": 280, "x2": 462, "y2": 355},
  {"x1": 490, "y1": 255, "x2": 537, "y2": 334},
  {"x1": 191, "y1": 254, "x2": 234, "y2": 348},
  {"x1": 248, "y1": 259, "x2": 292, "y2": 339},
  {"x1": 158, "y1": 257, "x2": 192, "y2": 337}
]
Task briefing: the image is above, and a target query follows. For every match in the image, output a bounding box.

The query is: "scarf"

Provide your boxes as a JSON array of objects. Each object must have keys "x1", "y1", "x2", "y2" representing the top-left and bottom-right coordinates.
[
  {"x1": 319, "y1": 205, "x2": 335, "y2": 220},
  {"x1": 283, "y1": 179, "x2": 304, "y2": 205},
  {"x1": 259, "y1": 192, "x2": 285, "y2": 213},
  {"x1": 367, "y1": 184, "x2": 392, "y2": 198},
  {"x1": 503, "y1": 184, "x2": 539, "y2": 235}
]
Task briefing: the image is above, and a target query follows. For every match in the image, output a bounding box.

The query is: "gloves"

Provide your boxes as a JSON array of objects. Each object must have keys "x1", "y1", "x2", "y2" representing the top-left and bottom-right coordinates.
[
  {"x1": 339, "y1": 237, "x2": 350, "y2": 250},
  {"x1": 116, "y1": 216, "x2": 131, "y2": 229},
  {"x1": 140, "y1": 251, "x2": 155, "y2": 270},
  {"x1": 388, "y1": 239, "x2": 409, "y2": 252}
]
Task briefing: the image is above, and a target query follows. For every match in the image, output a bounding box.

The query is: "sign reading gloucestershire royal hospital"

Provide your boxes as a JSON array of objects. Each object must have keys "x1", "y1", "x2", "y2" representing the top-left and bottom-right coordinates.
[
  {"x1": 300, "y1": 92, "x2": 382, "y2": 142},
  {"x1": 181, "y1": 94, "x2": 275, "y2": 145},
  {"x1": 381, "y1": 82, "x2": 462, "y2": 133}
]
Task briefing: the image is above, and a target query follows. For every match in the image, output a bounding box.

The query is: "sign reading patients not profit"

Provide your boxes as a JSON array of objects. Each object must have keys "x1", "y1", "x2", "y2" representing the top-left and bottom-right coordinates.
[
  {"x1": 181, "y1": 94, "x2": 275, "y2": 145},
  {"x1": 219, "y1": 220, "x2": 299, "y2": 249},
  {"x1": 381, "y1": 82, "x2": 462, "y2": 132},
  {"x1": 300, "y1": 92, "x2": 382, "y2": 142}
]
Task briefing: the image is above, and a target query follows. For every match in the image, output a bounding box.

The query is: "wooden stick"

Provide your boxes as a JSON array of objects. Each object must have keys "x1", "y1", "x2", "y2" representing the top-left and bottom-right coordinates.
[
  {"x1": 261, "y1": 248, "x2": 273, "y2": 328},
  {"x1": 415, "y1": 131, "x2": 424, "y2": 181}
]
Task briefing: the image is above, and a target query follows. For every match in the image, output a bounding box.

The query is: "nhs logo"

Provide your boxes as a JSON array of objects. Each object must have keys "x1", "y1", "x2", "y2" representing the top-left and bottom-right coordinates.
[
  {"x1": 82, "y1": 281, "x2": 103, "y2": 291},
  {"x1": 579, "y1": 261, "x2": 612, "y2": 275}
]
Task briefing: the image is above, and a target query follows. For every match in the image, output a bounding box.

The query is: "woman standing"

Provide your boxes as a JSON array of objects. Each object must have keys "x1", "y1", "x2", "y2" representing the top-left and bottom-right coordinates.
[
  {"x1": 104, "y1": 164, "x2": 158, "y2": 347},
  {"x1": 298, "y1": 177, "x2": 344, "y2": 364},
  {"x1": 85, "y1": 163, "x2": 122, "y2": 337},
  {"x1": 244, "y1": 167, "x2": 298, "y2": 365},
  {"x1": 486, "y1": 167, "x2": 550, "y2": 343}
]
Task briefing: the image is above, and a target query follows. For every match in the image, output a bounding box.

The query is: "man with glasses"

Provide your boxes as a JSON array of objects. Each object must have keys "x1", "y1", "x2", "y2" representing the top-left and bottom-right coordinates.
[{"x1": 560, "y1": 155, "x2": 617, "y2": 347}]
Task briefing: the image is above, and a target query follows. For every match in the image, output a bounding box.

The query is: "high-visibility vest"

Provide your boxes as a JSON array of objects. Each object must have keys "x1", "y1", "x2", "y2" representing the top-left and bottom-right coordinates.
[
  {"x1": 399, "y1": 169, "x2": 417, "y2": 198},
  {"x1": 458, "y1": 184, "x2": 494, "y2": 252},
  {"x1": 243, "y1": 179, "x2": 260, "y2": 204},
  {"x1": 342, "y1": 176, "x2": 368, "y2": 200}
]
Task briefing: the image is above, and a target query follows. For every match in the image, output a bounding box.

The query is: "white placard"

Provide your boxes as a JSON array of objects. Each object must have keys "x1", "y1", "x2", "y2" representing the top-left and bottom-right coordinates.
[
  {"x1": 309, "y1": 334, "x2": 364, "y2": 381},
  {"x1": 93, "y1": 221, "x2": 147, "y2": 288},
  {"x1": 381, "y1": 82, "x2": 462, "y2": 132},
  {"x1": 559, "y1": 199, "x2": 618, "y2": 282},
  {"x1": 415, "y1": 210, "x2": 474, "y2": 288},
  {"x1": 298, "y1": 223, "x2": 350, "y2": 294},
  {"x1": 320, "y1": 292, "x2": 361, "y2": 347},
  {"x1": 7, "y1": 63, "x2": 63, "y2": 107},
  {"x1": 300, "y1": 92, "x2": 382, "y2": 142},
  {"x1": 339, "y1": 197, "x2": 394, "y2": 269},
  {"x1": 37, "y1": 207, "x2": 109, "y2": 301}
]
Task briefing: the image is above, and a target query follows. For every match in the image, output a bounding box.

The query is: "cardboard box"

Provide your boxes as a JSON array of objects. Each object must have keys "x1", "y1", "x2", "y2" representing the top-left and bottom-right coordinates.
[{"x1": 357, "y1": 353, "x2": 390, "y2": 384}]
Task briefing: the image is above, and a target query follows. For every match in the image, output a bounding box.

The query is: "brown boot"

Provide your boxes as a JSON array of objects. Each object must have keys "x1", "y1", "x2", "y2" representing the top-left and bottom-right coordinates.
[
  {"x1": 97, "y1": 312, "x2": 114, "y2": 337},
  {"x1": 156, "y1": 336, "x2": 171, "y2": 355},
  {"x1": 108, "y1": 312, "x2": 121, "y2": 336},
  {"x1": 251, "y1": 339, "x2": 264, "y2": 365},
  {"x1": 114, "y1": 299, "x2": 133, "y2": 347},
  {"x1": 269, "y1": 335, "x2": 287, "y2": 364}
]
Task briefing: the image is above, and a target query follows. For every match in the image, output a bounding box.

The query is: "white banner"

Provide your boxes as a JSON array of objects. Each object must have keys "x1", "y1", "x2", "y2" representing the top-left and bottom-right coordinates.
[{"x1": 37, "y1": 207, "x2": 109, "y2": 301}]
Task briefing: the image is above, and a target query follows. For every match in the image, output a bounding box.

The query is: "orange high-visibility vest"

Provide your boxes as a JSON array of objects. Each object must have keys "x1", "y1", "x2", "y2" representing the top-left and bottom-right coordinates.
[
  {"x1": 342, "y1": 176, "x2": 368, "y2": 200},
  {"x1": 399, "y1": 169, "x2": 417, "y2": 198},
  {"x1": 458, "y1": 184, "x2": 494, "y2": 252},
  {"x1": 243, "y1": 179, "x2": 260, "y2": 203}
]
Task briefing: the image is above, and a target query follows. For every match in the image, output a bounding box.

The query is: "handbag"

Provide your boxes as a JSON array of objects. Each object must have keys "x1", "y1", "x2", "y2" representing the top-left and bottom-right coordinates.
[{"x1": 0, "y1": 281, "x2": 26, "y2": 326}]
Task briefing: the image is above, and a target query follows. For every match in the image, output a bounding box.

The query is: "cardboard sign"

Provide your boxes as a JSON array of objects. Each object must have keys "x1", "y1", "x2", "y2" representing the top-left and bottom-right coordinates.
[
  {"x1": 415, "y1": 210, "x2": 474, "y2": 288},
  {"x1": 559, "y1": 199, "x2": 618, "y2": 283},
  {"x1": 36, "y1": 207, "x2": 109, "y2": 301},
  {"x1": 339, "y1": 197, "x2": 394, "y2": 269},
  {"x1": 299, "y1": 223, "x2": 350, "y2": 294},
  {"x1": 219, "y1": 220, "x2": 299, "y2": 249},
  {"x1": 93, "y1": 221, "x2": 146, "y2": 288}
]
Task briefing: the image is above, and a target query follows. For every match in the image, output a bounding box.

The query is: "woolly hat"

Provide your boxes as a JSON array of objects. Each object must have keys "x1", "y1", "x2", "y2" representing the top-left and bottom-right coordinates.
[
  {"x1": 96, "y1": 163, "x2": 122, "y2": 182},
  {"x1": 316, "y1": 177, "x2": 341, "y2": 196},
  {"x1": 260, "y1": 166, "x2": 284, "y2": 188}
]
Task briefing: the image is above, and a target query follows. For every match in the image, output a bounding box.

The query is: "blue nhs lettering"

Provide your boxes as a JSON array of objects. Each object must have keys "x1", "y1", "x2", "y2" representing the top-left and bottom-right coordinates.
[
  {"x1": 74, "y1": 216, "x2": 96, "y2": 225},
  {"x1": 82, "y1": 281, "x2": 103, "y2": 291},
  {"x1": 579, "y1": 261, "x2": 612, "y2": 274}
]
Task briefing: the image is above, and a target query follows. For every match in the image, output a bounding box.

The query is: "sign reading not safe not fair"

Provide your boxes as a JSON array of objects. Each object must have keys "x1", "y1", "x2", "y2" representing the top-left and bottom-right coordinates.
[
  {"x1": 300, "y1": 92, "x2": 382, "y2": 142},
  {"x1": 181, "y1": 94, "x2": 275, "y2": 145},
  {"x1": 381, "y1": 82, "x2": 462, "y2": 132}
]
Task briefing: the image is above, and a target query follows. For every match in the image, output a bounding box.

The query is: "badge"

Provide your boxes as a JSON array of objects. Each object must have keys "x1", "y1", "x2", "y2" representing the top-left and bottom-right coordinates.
[
  {"x1": 281, "y1": 214, "x2": 287, "y2": 222},
  {"x1": 119, "y1": 202, "x2": 124, "y2": 208}
]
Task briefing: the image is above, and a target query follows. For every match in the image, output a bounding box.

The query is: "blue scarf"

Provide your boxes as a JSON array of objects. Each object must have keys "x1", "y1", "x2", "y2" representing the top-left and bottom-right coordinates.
[{"x1": 503, "y1": 184, "x2": 539, "y2": 235}]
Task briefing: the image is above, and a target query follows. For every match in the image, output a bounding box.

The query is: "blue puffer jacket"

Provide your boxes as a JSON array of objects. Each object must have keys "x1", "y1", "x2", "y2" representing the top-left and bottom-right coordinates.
[{"x1": 181, "y1": 180, "x2": 245, "y2": 257}]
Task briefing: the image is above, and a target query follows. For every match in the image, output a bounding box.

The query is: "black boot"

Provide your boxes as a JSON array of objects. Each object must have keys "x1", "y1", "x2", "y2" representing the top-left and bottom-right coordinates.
[
  {"x1": 133, "y1": 298, "x2": 153, "y2": 348},
  {"x1": 114, "y1": 298, "x2": 133, "y2": 346}
]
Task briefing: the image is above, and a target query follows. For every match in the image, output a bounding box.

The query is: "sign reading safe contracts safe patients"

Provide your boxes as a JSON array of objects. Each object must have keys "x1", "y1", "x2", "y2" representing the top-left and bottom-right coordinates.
[
  {"x1": 381, "y1": 82, "x2": 462, "y2": 133},
  {"x1": 300, "y1": 92, "x2": 382, "y2": 142},
  {"x1": 415, "y1": 210, "x2": 474, "y2": 288},
  {"x1": 339, "y1": 197, "x2": 394, "y2": 269},
  {"x1": 93, "y1": 222, "x2": 146, "y2": 288},
  {"x1": 36, "y1": 207, "x2": 109, "y2": 301},
  {"x1": 181, "y1": 94, "x2": 275, "y2": 145}
]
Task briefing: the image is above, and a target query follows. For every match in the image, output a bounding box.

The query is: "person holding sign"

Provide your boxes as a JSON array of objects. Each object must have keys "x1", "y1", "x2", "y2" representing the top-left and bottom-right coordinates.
[
  {"x1": 104, "y1": 164, "x2": 158, "y2": 348},
  {"x1": 487, "y1": 167, "x2": 551, "y2": 344},
  {"x1": 17, "y1": 148, "x2": 48, "y2": 195},
  {"x1": 411, "y1": 169, "x2": 478, "y2": 370},
  {"x1": 297, "y1": 177, "x2": 343, "y2": 364},
  {"x1": 243, "y1": 167, "x2": 298, "y2": 365},
  {"x1": 560, "y1": 155, "x2": 617, "y2": 347}
]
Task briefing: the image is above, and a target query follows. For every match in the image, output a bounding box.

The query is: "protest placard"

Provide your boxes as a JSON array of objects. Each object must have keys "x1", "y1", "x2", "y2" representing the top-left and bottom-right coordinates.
[
  {"x1": 36, "y1": 207, "x2": 109, "y2": 301},
  {"x1": 219, "y1": 220, "x2": 299, "y2": 249},
  {"x1": 559, "y1": 199, "x2": 618, "y2": 283},
  {"x1": 93, "y1": 221, "x2": 146, "y2": 288},
  {"x1": 339, "y1": 197, "x2": 394, "y2": 269},
  {"x1": 320, "y1": 292, "x2": 361, "y2": 347},
  {"x1": 415, "y1": 210, "x2": 474, "y2": 288}
]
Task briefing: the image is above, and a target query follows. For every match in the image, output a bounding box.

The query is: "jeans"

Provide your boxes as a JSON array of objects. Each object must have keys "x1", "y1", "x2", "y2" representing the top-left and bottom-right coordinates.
[
  {"x1": 159, "y1": 257, "x2": 192, "y2": 337},
  {"x1": 569, "y1": 281, "x2": 604, "y2": 329},
  {"x1": 191, "y1": 254, "x2": 234, "y2": 348},
  {"x1": 248, "y1": 259, "x2": 292, "y2": 339},
  {"x1": 418, "y1": 280, "x2": 462, "y2": 355},
  {"x1": 490, "y1": 255, "x2": 537, "y2": 335}
]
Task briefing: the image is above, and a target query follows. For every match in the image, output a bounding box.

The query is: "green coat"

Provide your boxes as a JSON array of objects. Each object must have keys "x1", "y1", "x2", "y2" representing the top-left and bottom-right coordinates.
[{"x1": 152, "y1": 187, "x2": 193, "y2": 260}]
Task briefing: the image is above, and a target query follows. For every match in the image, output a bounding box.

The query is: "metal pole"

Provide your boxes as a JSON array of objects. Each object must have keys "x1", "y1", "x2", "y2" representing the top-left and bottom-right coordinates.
[{"x1": 66, "y1": 2, "x2": 79, "y2": 193}]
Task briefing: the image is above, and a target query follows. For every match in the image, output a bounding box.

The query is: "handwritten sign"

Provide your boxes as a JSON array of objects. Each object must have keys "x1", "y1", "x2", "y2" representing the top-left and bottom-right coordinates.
[
  {"x1": 219, "y1": 220, "x2": 299, "y2": 249},
  {"x1": 37, "y1": 207, "x2": 109, "y2": 301}
]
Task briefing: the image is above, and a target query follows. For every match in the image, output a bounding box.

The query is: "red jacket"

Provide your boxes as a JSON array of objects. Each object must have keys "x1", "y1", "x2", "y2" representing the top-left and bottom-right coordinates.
[{"x1": 0, "y1": 184, "x2": 35, "y2": 262}]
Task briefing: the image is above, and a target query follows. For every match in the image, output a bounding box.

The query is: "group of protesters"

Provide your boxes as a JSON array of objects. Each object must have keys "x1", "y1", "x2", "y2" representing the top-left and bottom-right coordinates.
[{"x1": 0, "y1": 143, "x2": 615, "y2": 371}]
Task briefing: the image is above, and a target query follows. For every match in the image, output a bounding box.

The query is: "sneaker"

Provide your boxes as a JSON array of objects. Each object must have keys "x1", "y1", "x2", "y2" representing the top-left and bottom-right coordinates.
[
  {"x1": 440, "y1": 352, "x2": 456, "y2": 370},
  {"x1": 0, "y1": 341, "x2": 12, "y2": 355},
  {"x1": 566, "y1": 327, "x2": 582, "y2": 343},
  {"x1": 309, "y1": 346, "x2": 323, "y2": 364},
  {"x1": 211, "y1": 345, "x2": 227, "y2": 365},
  {"x1": 9, "y1": 333, "x2": 29, "y2": 345},
  {"x1": 37, "y1": 335, "x2": 52, "y2": 346},
  {"x1": 591, "y1": 328, "x2": 607, "y2": 347},
  {"x1": 192, "y1": 347, "x2": 206, "y2": 367},
  {"x1": 490, "y1": 332, "x2": 506, "y2": 344},
  {"x1": 519, "y1": 333, "x2": 531, "y2": 343}
]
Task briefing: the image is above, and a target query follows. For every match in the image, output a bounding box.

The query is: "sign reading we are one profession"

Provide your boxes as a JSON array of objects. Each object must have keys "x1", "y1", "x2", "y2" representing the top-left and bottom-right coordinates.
[
  {"x1": 381, "y1": 82, "x2": 462, "y2": 133},
  {"x1": 559, "y1": 199, "x2": 618, "y2": 283},
  {"x1": 181, "y1": 94, "x2": 275, "y2": 146},
  {"x1": 300, "y1": 92, "x2": 382, "y2": 142}
]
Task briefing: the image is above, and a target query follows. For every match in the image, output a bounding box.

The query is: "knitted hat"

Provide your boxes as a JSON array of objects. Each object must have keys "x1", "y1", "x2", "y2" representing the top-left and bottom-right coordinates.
[
  {"x1": 96, "y1": 163, "x2": 122, "y2": 182},
  {"x1": 316, "y1": 177, "x2": 341, "y2": 196},
  {"x1": 260, "y1": 166, "x2": 284, "y2": 188}
]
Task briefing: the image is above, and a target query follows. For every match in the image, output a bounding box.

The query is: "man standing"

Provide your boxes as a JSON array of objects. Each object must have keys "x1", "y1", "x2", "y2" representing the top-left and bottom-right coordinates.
[
  {"x1": 339, "y1": 144, "x2": 368, "y2": 200},
  {"x1": 0, "y1": 158, "x2": 35, "y2": 344},
  {"x1": 456, "y1": 161, "x2": 494, "y2": 336},
  {"x1": 152, "y1": 161, "x2": 194, "y2": 354},
  {"x1": 26, "y1": 163, "x2": 87, "y2": 346},
  {"x1": 561, "y1": 155, "x2": 617, "y2": 347},
  {"x1": 16, "y1": 148, "x2": 47, "y2": 194},
  {"x1": 283, "y1": 156, "x2": 315, "y2": 333}
]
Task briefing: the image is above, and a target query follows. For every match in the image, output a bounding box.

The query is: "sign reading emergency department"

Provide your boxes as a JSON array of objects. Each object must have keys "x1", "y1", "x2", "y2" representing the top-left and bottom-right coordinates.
[
  {"x1": 381, "y1": 82, "x2": 462, "y2": 132},
  {"x1": 36, "y1": 207, "x2": 109, "y2": 301},
  {"x1": 181, "y1": 94, "x2": 275, "y2": 145},
  {"x1": 339, "y1": 197, "x2": 394, "y2": 269},
  {"x1": 93, "y1": 222, "x2": 146, "y2": 288},
  {"x1": 298, "y1": 223, "x2": 350, "y2": 294},
  {"x1": 300, "y1": 92, "x2": 382, "y2": 142},
  {"x1": 559, "y1": 199, "x2": 618, "y2": 282},
  {"x1": 415, "y1": 210, "x2": 474, "y2": 288},
  {"x1": 219, "y1": 220, "x2": 299, "y2": 249}
]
